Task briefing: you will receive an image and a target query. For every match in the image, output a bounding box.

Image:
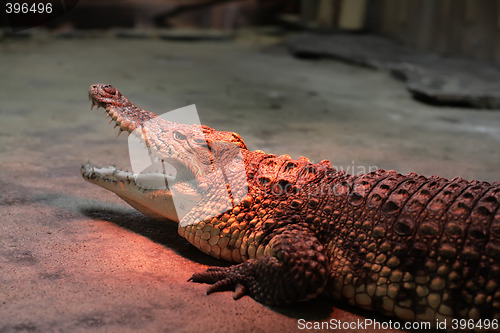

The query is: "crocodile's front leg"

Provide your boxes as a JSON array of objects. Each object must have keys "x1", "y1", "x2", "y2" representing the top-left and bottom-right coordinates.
[{"x1": 189, "y1": 223, "x2": 329, "y2": 305}]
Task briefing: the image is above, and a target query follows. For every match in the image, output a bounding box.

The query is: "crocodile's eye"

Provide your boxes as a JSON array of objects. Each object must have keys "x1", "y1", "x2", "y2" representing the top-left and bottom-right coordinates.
[{"x1": 173, "y1": 131, "x2": 187, "y2": 141}]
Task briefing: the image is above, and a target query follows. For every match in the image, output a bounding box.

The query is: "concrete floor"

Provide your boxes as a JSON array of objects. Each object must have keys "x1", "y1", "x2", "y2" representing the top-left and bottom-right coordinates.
[{"x1": 0, "y1": 30, "x2": 499, "y2": 332}]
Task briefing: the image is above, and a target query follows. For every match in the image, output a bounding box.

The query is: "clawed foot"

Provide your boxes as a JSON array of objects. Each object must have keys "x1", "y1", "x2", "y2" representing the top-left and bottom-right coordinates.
[
  {"x1": 188, "y1": 264, "x2": 251, "y2": 300},
  {"x1": 187, "y1": 229, "x2": 328, "y2": 305}
]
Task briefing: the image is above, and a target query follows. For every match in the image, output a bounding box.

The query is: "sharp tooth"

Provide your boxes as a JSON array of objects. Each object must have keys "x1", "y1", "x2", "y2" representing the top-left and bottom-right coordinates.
[
  {"x1": 91, "y1": 103, "x2": 95, "y2": 111},
  {"x1": 117, "y1": 129, "x2": 123, "y2": 137},
  {"x1": 108, "y1": 119, "x2": 114, "y2": 125}
]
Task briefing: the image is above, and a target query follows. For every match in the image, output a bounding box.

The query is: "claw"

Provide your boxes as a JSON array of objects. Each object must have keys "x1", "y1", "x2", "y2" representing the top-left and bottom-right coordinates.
[
  {"x1": 233, "y1": 283, "x2": 247, "y2": 300},
  {"x1": 189, "y1": 263, "x2": 254, "y2": 301},
  {"x1": 206, "y1": 278, "x2": 234, "y2": 294}
]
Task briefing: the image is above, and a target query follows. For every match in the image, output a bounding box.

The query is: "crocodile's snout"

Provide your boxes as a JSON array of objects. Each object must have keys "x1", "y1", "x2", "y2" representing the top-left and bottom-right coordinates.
[{"x1": 88, "y1": 83, "x2": 157, "y2": 134}]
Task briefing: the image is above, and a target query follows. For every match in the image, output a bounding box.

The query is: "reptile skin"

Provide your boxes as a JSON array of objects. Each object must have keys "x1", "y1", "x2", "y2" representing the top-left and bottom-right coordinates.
[{"x1": 82, "y1": 84, "x2": 500, "y2": 325}]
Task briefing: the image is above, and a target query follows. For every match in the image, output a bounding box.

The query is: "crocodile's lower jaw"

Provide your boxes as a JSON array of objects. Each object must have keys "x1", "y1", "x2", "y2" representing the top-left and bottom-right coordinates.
[{"x1": 81, "y1": 163, "x2": 180, "y2": 222}]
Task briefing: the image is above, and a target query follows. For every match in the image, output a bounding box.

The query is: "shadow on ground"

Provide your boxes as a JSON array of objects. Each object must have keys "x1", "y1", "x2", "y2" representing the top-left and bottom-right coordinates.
[{"x1": 78, "y1": 196, "x2": 408, "y2": 327}]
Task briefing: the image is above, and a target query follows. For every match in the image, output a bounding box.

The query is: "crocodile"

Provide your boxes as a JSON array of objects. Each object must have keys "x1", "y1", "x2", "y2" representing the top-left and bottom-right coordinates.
[{"x1": 82, "y1": 83, "x2": 500, "y2": 326}]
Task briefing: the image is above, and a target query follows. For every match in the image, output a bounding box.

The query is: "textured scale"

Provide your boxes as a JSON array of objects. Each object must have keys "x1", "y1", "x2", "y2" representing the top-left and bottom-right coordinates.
[
  {"x1": 83, "y1": 84, "x2": 500, "y2": 327},
  {"x1": 186, "y1": 151, "x2": 500, "y2": 323}
]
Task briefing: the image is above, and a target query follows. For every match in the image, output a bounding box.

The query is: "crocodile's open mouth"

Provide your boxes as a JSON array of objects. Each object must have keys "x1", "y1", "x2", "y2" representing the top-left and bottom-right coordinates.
[
  {"x1": 85, "y1": 91, "x2": 198, "y2": 191},
  {"x1": 82, "y1": 84, "x2": 207, "y2": 222}
]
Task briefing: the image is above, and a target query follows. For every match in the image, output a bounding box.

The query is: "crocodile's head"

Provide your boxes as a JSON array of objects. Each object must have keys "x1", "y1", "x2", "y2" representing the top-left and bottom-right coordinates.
[
  {"x1": 82, "y1": 84, "x2": 209, "y2": 223},
  {"x1": 82, "y1": 84, "x2": 248, "y2": 224}
]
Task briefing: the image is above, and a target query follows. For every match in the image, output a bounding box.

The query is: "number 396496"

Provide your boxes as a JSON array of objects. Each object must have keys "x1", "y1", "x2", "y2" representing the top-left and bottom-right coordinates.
[{"x1": 6, "y1": 2, "x2": 53, "y2": 14}]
